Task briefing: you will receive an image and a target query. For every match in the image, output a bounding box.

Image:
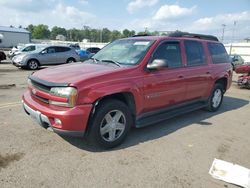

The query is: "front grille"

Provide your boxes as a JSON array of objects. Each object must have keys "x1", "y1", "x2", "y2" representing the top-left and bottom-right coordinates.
[
  {"x1": 31, "y1": 79, "x2": 51, "y2": 93},
  {"x1": 32, "y1": 93, "x2": 49, "y2": 104}
]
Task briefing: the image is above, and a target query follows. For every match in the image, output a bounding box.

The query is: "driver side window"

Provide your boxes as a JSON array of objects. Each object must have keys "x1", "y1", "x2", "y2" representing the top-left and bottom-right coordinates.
[
  {"x1": 47, "y1": 47, "x2": 56, "y2": 53},
  {"x1": 152, "y1": 41, "x2": 182, "y2": 68}
]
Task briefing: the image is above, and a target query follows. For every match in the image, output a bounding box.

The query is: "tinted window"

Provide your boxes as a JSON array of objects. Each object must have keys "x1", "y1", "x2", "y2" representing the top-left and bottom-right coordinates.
[
  {"x1": 87, "y1": 47, "x2": 100, "y2": 53},
  {"x1": 208, "y1": 43, "x2": 229, "y2": 64},
  {"x1": 23, "y1": 45, "x2": 35, "y2": 52},
  {"x1": 185, "y1": 41, "x2": 205, "y2": 66},
  {"x1": 47, "y1": 47, "x2": 56, "y2": 53},
  {"x1": 152, "y1": 42, "x2": 182, "y2": 68},
  {"x1": 55, "y1": 47, "x2": 71, "y2": 52}
]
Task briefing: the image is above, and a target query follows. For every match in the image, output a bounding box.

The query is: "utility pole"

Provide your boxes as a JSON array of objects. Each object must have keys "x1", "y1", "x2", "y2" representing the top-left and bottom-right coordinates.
[
  {"x1": 221, "y1": 24, "x2": 226, "y2": 42},
  {"x1": 229, "y1": 21, "x2": 237, "y2": 55}
]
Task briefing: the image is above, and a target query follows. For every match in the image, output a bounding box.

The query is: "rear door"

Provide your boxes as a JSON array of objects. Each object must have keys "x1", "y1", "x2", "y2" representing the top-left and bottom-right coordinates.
[
  {"x1": 183, "y1": 40, "x2": 213, "y2": 101},
  {"x1": 55, "y1": 47, "x2": 70, "y2": 64},
  {"x1": 143, "y1": 41, "x2": 187, "y2": 112}
]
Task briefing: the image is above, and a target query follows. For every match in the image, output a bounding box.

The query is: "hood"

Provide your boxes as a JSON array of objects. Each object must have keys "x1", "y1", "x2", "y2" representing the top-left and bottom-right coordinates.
[{"x1": 33, "y1": 62, "x2": 120, "y2": 85}]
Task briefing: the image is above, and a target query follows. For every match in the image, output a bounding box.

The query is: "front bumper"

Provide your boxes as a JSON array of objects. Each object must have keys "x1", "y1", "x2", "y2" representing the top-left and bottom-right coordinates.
[
  {"x1": 12, "y1": 60, "x2": 25, "y2": 67},
  {"x1": 22, "y1": 91, "x2": 93, "y2": 137}
]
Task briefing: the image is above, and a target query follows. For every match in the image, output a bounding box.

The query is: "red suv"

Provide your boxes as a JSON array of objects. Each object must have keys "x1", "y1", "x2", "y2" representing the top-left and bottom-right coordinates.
[{"x1": 22, "y1": 32, "x2": 232, "y2": 148}]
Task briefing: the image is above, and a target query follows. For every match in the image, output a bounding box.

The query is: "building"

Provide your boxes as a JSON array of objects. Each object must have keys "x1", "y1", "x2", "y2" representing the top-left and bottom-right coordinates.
[
  {"x1": 225, "y1": 42, "x2": 250, "y2": 62},
  {"x1": 0, "y1": 26, "x2": 31, "y2": 48},
  {"x1": 55, "y1": 34, "x2": 66, "y2": 41}
]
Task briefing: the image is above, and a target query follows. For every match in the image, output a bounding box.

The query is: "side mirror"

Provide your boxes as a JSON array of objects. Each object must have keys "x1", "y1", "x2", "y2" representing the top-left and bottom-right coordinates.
[
  {"x1": 147, "y1": 59, "x2": 168, "y2": 70},
  {"x1": 40, "y1": 50, "x2": 47, "y2": 54}
]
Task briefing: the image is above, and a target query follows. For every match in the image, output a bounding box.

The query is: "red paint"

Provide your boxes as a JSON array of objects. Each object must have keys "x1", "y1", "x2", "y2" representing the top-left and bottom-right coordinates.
[{"x1": 22, "y1": 36, "x2": 232, "y2": 133}]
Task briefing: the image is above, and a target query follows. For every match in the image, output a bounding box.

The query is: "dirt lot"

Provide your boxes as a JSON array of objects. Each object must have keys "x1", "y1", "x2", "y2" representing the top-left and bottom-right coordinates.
[{"x1": 0, "y1": 59, "x2": 249, "y2": 188}]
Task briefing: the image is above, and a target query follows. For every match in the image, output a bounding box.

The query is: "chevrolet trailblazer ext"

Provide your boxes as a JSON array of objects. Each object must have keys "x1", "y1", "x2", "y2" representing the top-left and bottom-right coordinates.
[{"x1": 23, "y1": 32, "x2": 232, "y2": 148}]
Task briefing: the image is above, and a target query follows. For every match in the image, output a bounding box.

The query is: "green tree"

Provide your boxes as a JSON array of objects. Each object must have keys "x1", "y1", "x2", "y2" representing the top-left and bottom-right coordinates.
[
  {"x1": 122, "y1": 29, "x2": 130, "y2": 38},
  {"x1": 111, "y1": 30, "x2": 122, "y2": 41},
  {"x1": 51, "y1": 26, "x2": 67, "y2": 40},
  {"x1": 102, "y1": 28, "x2": 111, "y2": 42},
  {"x1": 26, "y1": 24, "x2": 34, "y2": 35},
  {"x1": 32, "y1": 24, "x2": 50, "y2": 39}
]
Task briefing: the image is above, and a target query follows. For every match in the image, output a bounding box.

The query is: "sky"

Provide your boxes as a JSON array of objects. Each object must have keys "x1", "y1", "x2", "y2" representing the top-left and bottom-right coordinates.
[{"x1": 0, "y1": 0, "x2": 250, "y2": 42}]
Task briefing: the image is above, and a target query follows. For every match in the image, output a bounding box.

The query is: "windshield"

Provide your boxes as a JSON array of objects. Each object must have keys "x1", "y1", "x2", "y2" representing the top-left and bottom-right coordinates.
[{"x1": 93, "y1": 39, "x2": 154, "y2": 65}]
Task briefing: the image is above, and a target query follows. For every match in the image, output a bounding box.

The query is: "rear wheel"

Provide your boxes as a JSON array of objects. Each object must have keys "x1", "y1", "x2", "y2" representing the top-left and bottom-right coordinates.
[
  {"x1": 206, "y1": 83, "x2": 224, "y2": 112},
  {"x1": 66, "y1": 58, "x2": 76, "y2": 63},
  {"x1": 27, "y1": 59, "x2": 39, "y2": 70},
  {"x1": 87, "y1": 99, "x2": 132, "y2": 148}
]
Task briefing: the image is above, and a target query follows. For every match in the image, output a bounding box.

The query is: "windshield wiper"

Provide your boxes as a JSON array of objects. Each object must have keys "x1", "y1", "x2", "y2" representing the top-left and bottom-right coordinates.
[
  {"x1": 90, "y1": 57, "x2": 100, "y2": 64},
  {"x1": 101, "y1": 59, "x2": 121, "y2": 67}
]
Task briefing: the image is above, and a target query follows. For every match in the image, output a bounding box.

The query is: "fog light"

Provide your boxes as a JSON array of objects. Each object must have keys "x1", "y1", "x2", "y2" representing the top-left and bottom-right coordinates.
[{"x1": 54, "y1": 118, "x2": 62, "y2": 125}]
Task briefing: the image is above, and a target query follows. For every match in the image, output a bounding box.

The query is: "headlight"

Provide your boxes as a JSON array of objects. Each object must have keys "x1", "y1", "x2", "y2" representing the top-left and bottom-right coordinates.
[
  {"x1": 14, "y1": 55, "x2": 25, "y2": 62},
  {"x1": 49, "y1": 87, "x2": 78, "y2": 107},
  {"x1": 27, "y1": 78, "x2": 32, "y2": 86}
]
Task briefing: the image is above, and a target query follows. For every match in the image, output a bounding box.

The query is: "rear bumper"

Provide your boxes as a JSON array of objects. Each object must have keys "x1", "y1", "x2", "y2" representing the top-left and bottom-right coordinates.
[{"x1": 22, "y1": 90, "x2": 93, "y2": 137}]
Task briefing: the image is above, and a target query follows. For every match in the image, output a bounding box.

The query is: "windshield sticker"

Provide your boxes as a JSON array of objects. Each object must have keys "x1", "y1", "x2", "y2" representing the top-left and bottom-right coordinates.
[{"x1": 134, "y1": 41, "x2": 150, "y2": 46}]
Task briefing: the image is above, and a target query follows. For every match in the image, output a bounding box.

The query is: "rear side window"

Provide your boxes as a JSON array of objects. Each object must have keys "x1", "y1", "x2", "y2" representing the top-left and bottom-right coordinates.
[
  {"x1": 55, "y1": 47, "x2": 71, "y2": 52},
  {"x1": 153, "y1": 41, "x2": 182, "y2": 68},
  {"x1": 185, "y1": 40, "x2": 206, "y2": 66},
  {"x1": 208, "y1": 43, "x2": 229, "y2": 64}
]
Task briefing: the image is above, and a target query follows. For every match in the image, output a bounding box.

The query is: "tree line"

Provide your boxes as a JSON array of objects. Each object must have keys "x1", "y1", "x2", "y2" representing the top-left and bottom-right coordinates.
[{"x1": 26, "y1": 24, "x2": 160, "y2": 43}]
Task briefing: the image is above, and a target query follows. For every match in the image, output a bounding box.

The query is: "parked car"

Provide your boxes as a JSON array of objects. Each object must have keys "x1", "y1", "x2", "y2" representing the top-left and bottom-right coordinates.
[
  {"x1": 235, "y1": 63, "x2": 250, "y2": 89},
  {"x1": 77, "y1": 49, "x2": 91, "y2": 61},
  {"x1": 12, "y1": 46, "x2": 80, "y2": 70},
  {"x1": 22, "y1": 32, "x2": 232, "y2": 148},
  {"x1": 8, "y1": 44, "x2": 47, "y2": 59},
  {"x1": 86, "y1": 47, "x2": 101, "y2": 54},
  {"x1": 69, "y1": 43, "x2": 81, "y2": 50},
  {"x1": 0, "y1": 51, "x2": 6, "y2": 62},
  {"x1": 230, "y1": 54, "x2": 244, "y2": 70}
]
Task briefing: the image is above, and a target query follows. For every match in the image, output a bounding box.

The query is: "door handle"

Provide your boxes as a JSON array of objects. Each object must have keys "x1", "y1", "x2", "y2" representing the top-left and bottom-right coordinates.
[{"x1": 178, "y1": 75, "x2": 184, "y2": 78}]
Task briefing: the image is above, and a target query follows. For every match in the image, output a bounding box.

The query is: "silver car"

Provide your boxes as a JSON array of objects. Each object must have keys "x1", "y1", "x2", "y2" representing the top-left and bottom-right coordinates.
[
  {"x1": 12, "y1": 46, "x2": 80, "y2": 70},
  {"x1": 8, "y1": 44, "x2": 48, "y2": 59}
]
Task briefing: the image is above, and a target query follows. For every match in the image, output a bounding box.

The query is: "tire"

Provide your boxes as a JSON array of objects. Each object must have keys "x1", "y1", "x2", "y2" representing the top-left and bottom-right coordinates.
[
  {"x1": 27, "y1": 59, "x2": 39, "y2": 70},
  {"x1": 87, "y1": 99, "x2": 132, "y2": 148},
  {"x1": 206, "y1": 83, "x2": 224, "y2": 112},
  {"x1": 66, "y1": 58, "x2": 76, "y2": 63}
]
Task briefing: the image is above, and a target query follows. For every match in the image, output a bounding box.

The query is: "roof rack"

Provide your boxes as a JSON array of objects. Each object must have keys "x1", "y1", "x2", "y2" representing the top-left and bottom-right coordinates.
[
  {"x1": 132, "y1": 34, "x2": 151, "y2": 37},
  {"x1": 168, "y1": 31, "x2": 218, "y2": 41}
]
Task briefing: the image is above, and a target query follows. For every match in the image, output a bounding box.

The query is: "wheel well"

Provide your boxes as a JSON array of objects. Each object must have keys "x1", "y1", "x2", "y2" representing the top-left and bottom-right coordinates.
[
  {"x1": 97, "y1": 92, "x2": 136, "y2": 116},
  {"x1": 67, "y1": 57, "x2": 76, "y2": 62},
  {"x1": 215, "y1": 77, "x2": 227, "y2": 92},
  {"x1": 28, "y1": 58, "x2": 40, "y2": 65},
  {"x1": 86, "y1": 92, "x2": 136, "y2": 133}
]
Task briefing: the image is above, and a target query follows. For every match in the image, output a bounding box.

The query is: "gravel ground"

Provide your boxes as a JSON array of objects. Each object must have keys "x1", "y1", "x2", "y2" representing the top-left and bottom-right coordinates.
[{"x1": 0, "y1": 60, "x2": 249, "y2": 188}]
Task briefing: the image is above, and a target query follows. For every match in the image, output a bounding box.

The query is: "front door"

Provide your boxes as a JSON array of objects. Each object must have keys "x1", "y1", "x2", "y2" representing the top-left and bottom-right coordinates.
[
  {"x1": 143, "y1": 41, "x2": 187, "y2": 112},
  {"x1": 39, "y1": 47, "x2": 57, "y2": 65}
]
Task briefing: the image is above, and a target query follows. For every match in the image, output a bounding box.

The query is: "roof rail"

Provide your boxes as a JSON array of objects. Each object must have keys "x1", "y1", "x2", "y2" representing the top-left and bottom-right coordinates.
[
  {"x1": 168, "y1": 31, "x2": 219, "y2": 41},
  {"x1": 132, "y1": 34, "x2": 151, "y2": 37}
]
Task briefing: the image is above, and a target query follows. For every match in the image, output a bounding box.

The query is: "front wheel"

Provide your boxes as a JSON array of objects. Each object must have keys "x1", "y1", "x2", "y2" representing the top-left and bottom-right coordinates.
[
  {"x1": 87, "y1": 99, "x2": 132, "y2": 148},
  {"x1": 27, "y1": 60, "x2": 39, "y2": 70},
  {"x1": 206, "y1": 83, "x2": 224, "y2": 112}
]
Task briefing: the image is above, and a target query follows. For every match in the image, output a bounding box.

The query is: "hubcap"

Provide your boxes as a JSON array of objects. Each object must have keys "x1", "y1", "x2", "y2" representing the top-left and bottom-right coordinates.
[
  {"x1": 100, "y1": 110, "x2": 126, "y2": 142},
  {"x1": 29, "y1": 61, "x2": 38, "y2": 69},
  {"x1": 212, "y1": 89, "x2": 222, "y2": 108},
  {"x1": 68, "y1": 59, "x2": 74, "y2": 63}
]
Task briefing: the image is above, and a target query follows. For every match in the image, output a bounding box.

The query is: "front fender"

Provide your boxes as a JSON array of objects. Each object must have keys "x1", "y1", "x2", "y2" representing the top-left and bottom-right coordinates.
[{"x1": 77, "y1": 82, "x2": 144, "y2": 115}]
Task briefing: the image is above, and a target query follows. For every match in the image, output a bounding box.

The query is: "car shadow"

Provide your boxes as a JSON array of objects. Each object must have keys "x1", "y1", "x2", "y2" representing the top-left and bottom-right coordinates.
[{"x1": 61, "y1": 96, "x2": 249, "y2": 152}]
